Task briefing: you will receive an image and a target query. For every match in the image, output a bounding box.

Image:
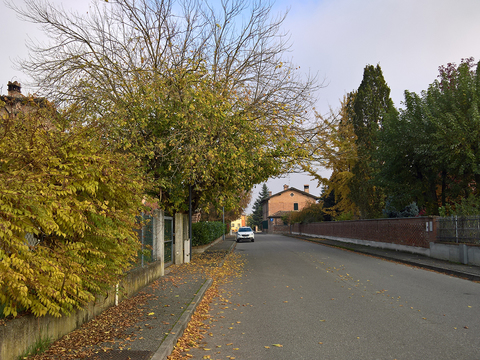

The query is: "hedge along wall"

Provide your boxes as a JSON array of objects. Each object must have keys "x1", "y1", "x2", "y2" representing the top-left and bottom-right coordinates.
[{"x1": 192, "y1": 221, "x2": 227, "y2": 246}]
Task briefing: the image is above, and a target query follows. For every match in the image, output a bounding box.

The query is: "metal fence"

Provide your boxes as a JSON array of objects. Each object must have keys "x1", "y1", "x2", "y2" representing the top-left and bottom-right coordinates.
[
  {"x1": 135, "y1": 213, "x2": 174, "y2": 268},
  {"x1": 437, "y1": 216, "x2": 480, "y2": 244}
]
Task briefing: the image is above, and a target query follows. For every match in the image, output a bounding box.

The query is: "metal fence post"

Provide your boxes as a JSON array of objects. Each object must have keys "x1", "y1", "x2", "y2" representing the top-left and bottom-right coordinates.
[{"x1": 455, "y1": 215, "x2": 458, "y2": 244}]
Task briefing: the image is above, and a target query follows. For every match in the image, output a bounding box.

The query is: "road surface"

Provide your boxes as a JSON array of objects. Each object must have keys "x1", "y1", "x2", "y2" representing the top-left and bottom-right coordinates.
[{"x1": 187, "y1": 233, "x2": 480, "y2": 359}]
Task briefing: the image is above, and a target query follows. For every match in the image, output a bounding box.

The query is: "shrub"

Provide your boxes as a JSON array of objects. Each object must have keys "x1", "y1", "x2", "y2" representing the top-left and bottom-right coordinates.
[
  {"x1": 192, "y1": 221, "x2": 227, "y2": 246},
  {"x1": 288, "y1": 203, "x2": 325, "y2": 224},
  {"x1": 0, "y1": 105, "x2": 144, "y2": 318}
]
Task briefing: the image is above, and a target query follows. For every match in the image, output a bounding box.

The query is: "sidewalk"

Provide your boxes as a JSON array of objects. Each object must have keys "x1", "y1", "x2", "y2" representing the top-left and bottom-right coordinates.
[
  {"x1": 290, "y1": 234, "x2": 480, "y2": 282},
  {"x1": 78, "y1": 236, "x2": 237, "y2": 360}
]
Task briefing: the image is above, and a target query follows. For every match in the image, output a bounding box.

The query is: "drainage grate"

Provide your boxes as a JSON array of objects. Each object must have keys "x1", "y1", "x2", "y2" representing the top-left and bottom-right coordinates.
[{"x1": 84, "y1": 350, "x2": 153, "y2": 360}]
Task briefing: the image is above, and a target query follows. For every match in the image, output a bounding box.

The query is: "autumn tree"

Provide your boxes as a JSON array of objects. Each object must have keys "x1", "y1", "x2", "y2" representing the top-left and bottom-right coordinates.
[
  {"x1": 11, "y1": 0, "x2": 320, "y2": 214},
  {"x1": 200, "y1": 190, "x2": 252, "y2": 223},
  {"x1": 305, "y1": 94, "x2": 359, "y2": 220},
  {"x1": 349, "y1": 64, "x2": 395, "y2": 219},
  {"x1": 0, "y1": 103, "x2": 144, "y2": 317}
]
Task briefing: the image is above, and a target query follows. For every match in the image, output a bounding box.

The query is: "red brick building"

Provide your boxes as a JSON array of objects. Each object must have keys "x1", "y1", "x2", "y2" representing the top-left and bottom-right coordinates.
[{"x1": 261, "y1": 184, "x2": 319, "y2": 233}]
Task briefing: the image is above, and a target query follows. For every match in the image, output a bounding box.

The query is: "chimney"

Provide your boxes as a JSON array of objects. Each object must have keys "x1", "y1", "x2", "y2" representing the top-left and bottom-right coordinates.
[
  {"x1": 304, "y1": 184, "x2": 310, "y2": 193},
  {"x1": 268, "y1": 191, "x2": 272, "y2": 196},
  {"x1": 283, "y1": 184, "x2": 289, "y2": 191},
  {"x1": 7, "y1": 81, "x2": 23, "y2": 98}
]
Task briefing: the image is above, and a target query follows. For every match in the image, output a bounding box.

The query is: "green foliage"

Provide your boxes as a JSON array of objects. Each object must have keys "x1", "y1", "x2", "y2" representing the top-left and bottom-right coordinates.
[
  {"x1": 0, "y1": 105, "x2": 144, "y2": 318},
  {"x1": 349, "y1": 64, "x2": 394, "y2": 219},
  {"x1": 248, "y1": 184, "x2": 270, "y2": 229},
  {"x1": 192, "y1": 221, "x2": 227, "y2": 247},
  {"x1": 288, "y1": 203, "x2": 325, "y2": 224},
  {"x1": 335, "y1": 211, "x2": 355, "y2": 221},
  {"x1": 18, "y1": 336, "x2": 51, "y2": 359},
  {"x1": 439, "y1": 194, "x2": 480, "y2": 217},
  {"x1": 383, "y1": 201, "x2": 419, "y2": 218},
  {"x1": 376, "y1": 58, "x2": 480, "y2": 214}
]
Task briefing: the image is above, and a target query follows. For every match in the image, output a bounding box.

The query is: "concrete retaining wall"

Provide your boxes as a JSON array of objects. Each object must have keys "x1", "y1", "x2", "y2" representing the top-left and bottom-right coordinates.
[
  {"x1": 430, "y1": 242, "x2": 480, "y2": 266},
  {"x1": 0, "y1": 260, "x2": 164, "y2": 360}
]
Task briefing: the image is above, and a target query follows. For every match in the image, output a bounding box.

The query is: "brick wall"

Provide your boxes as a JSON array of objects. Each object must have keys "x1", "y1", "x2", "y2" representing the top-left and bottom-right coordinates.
[{"x1": 291, "y1": 217, "x2": 437, "y2": 248}]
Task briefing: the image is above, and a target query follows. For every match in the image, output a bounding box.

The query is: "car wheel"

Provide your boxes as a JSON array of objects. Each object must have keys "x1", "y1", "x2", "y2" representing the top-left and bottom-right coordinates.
[
  {"x1": 251, "y1": 239, "x2": 254, "y2": 242},
  {"x1": 236, "y1": 239, "x2": 240, "y2": 243}
]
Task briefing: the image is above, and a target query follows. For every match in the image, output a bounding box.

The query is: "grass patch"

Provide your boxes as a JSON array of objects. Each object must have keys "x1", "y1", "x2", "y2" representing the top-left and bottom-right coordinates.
[{"x1": 18, "y1": 336, "x2": 51, "y2": 360}]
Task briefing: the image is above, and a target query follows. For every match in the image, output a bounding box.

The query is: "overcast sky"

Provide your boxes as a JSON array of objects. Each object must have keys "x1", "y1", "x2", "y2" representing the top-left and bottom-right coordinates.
[{"x1": 2, "y1": 0, "x2": 480, "y2": 213}]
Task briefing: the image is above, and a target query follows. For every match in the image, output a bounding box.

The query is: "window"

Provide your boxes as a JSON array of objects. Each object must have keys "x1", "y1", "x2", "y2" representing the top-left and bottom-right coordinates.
[{"x1": 294, "y1": 203, "x2": 298, "y2": 211}]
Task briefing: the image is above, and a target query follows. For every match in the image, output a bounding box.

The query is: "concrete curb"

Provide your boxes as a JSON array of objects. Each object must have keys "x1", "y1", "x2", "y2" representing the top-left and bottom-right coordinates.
[
  {"x1": 151, "y1": 278, "x2": 213, "y2": 360},
  {"x1": 152, "y1": 238, "x2": 237, "y2": 360}
]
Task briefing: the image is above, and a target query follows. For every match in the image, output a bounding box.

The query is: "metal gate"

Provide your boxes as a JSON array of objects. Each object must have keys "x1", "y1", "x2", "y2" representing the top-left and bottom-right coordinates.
[{"x1": 164, "y1": 216, "x2": 174, "y2": 263}]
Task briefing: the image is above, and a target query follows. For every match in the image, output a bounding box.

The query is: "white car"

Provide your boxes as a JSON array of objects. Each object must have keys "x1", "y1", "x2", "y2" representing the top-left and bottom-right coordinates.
[{"x1": 236, "y1": 226, "x2": 255, "y2": 242}]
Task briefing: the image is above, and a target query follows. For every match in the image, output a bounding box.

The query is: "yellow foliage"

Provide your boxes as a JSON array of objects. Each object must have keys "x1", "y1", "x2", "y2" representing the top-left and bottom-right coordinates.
[{"x1": 0, "y1": 106, "x2": 145, "y2": 317}]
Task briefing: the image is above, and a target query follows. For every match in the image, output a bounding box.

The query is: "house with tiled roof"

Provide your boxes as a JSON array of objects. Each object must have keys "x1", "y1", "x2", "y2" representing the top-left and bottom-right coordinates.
[{"x1": 261, "y1": 184, "x2": 319, "y2": 233}]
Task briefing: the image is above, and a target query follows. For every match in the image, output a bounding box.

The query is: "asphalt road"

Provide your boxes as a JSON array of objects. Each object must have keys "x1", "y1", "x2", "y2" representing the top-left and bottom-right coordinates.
[{"x1": 187, "y1": 233, "x2": 480, "y2": 360}]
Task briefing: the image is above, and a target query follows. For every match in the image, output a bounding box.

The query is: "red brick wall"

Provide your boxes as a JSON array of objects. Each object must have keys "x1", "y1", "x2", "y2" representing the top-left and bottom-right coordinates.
[{"x1": 291, "y1": 217, "x2": 437, "y2": 248}]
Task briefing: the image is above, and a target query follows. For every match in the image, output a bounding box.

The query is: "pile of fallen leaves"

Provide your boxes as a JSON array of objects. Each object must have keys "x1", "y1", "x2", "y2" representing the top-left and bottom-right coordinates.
[
  {"x1": 168, "y1": 252, "x2": 245, "y2": 359},
  {"x1": 25, "y1": 291, "x2": 153, "y2": 360},
  {"x1": 17, "y1": 250, "x2": 242, "y2": 360}
]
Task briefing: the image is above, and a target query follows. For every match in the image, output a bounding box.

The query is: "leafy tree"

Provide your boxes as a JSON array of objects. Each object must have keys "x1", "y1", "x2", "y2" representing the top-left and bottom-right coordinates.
[
  {"x1": 248, "y1": 184, "x2": 270, "y2": 229},
  {"x1": 306, "y1": 94, "x2": 360, "y2": 220},
  {"x1": 200, "y1": 190, "x2": 252, "y2": 223},
  {"x1": 376, "y1": 58, "x2": 480, "y2": 214},
  {"x1": 375, "y1": 92, "x2": 440, "y2": 214},
  {"x1": 0, "y1": 103, "x2": 144, "y2": 317},
  {"x1": 349, "y1": 64, "x2": 395, "y2": 218},
  {"x1": 11, "y1": 0, "x2": 321, "y2": 214}
]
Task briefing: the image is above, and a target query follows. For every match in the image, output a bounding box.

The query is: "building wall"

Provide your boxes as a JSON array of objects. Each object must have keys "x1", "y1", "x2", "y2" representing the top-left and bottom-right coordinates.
[{"x1": 266, "y1": 190, "x2": 315, "y2": 217}]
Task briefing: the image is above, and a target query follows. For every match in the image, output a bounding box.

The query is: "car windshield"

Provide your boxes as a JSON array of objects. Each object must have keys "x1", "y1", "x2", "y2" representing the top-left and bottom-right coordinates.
[{"x1": 238, "y1": 227, "x2": 252, "y2": 232}]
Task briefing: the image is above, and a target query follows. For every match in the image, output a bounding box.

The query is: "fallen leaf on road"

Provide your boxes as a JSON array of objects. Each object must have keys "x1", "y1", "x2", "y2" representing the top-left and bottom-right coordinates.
[
  {"x1": 264, "y1": 346, "x2": 270, "y2": 349},
  {"x1": 272, "y1": 344, "x2": 283, "y2": 347}
]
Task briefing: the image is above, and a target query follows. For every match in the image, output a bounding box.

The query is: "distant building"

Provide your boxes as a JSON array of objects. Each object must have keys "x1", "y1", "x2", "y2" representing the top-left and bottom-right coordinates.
[
  {"x1": 0, "y1": 81, "x2": 48, "y2": 119},
  {"x1": 261, "y1": 184, "x2": 319, "y2": 233},
  {"x1": 230, "y1": 214, "x2": 246, "y2": 233}
]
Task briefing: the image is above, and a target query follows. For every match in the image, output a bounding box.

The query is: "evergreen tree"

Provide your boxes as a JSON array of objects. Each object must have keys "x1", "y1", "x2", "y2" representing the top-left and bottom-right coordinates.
[
  {"x1": 349, "y1": 64, "x2": 395, "y2": 219},
  {"x1": 248, "y1": 184, "x2": 270, "y2": 229}
]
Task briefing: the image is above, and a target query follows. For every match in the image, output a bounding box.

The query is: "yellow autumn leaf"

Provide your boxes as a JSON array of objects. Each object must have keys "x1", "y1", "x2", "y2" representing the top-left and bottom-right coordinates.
[
  {"x1": 272, "y1": 344, "x2": 283, "y2": 347},
  {"x1": 148, "y1": 312, "x2": 155, "y2": 315}
]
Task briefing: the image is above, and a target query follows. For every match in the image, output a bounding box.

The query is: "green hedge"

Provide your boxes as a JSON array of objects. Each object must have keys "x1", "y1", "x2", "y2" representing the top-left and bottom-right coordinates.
[{"x1": 192, "y1": 221, "x2": 227, "y2": 246}]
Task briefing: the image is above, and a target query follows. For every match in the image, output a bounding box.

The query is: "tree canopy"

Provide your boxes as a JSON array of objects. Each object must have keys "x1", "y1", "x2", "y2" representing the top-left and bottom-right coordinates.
[
  {"x1": 376, "y1": 58, "x2": 480, "y2": 214},
  {"x1": 11, "y1": 0, "x2": 321, "y2": 214}
]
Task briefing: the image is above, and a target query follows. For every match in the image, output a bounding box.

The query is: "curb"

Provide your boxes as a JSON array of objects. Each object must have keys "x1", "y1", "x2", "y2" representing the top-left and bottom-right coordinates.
[
  {"x1": 151, "y1": 278, "x2": 213, "y2": 360},
  {"x1": 152, "y1": 239, "x2": 237, "y2": 360},
  {"x1": 292, "y1": 234, "x2": 480, "y2": 282}
]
